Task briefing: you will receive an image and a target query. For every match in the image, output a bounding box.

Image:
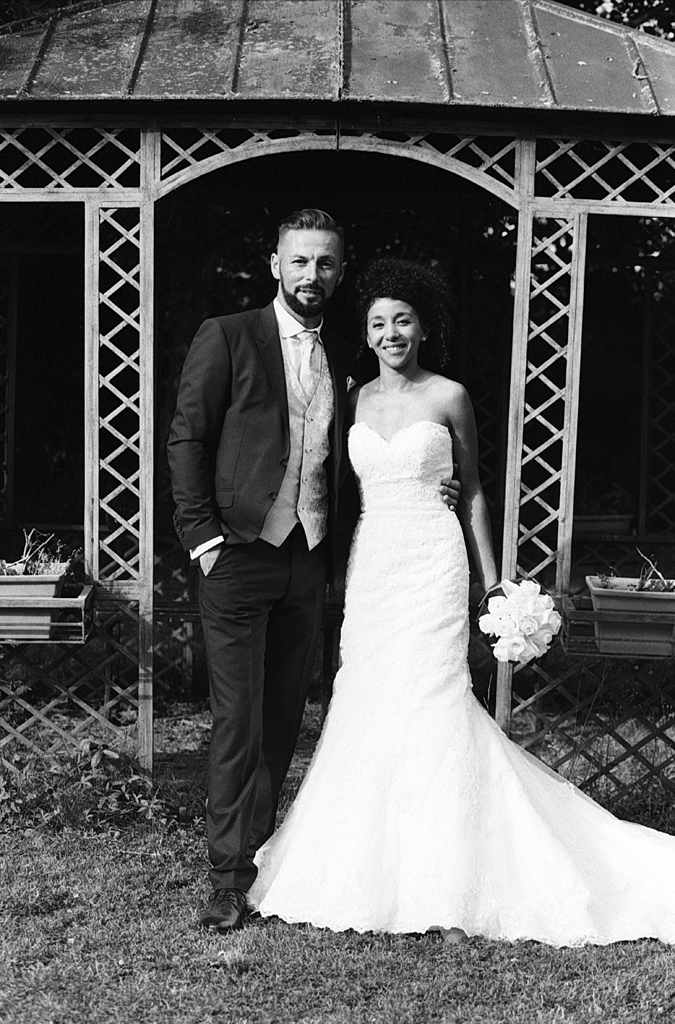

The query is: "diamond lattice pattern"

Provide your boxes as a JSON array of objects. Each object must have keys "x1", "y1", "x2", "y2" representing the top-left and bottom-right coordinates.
[
  {"x1": 516, "y1": 219, "x2": 574, "y2": 583},
  {"x1": 98, "y1": 209, "x2": 141, "y2": 580},
  {"x1": 160, "y1": 128, "x2": 517, "y2": 193},
  {"x1": 0, "y1": 128, "x2": 140, "y2": 190},
  {"x1": 536, "y1": 139, "x2": 675, "y2": 205},
  {"x1": 510, "y1": 656, "x2": 675, "y2": 805},
  {"x1": 0, "y1": 601, "x2": 140, "y2": 770}
]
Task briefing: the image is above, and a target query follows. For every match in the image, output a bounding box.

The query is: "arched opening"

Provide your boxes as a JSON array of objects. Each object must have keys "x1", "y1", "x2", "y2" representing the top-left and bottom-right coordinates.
[{"x1": 151, "y1": 147, "x2": 518, "y2": 702}]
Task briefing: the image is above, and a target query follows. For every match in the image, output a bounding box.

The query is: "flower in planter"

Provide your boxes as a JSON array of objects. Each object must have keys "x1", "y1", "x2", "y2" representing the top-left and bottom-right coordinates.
[
  {"x1": 0, "y1": 528, "x2": 78, "y2": 578},
  {"x1": 478, "y1": 579, "x2": 562, "y2": 666}
]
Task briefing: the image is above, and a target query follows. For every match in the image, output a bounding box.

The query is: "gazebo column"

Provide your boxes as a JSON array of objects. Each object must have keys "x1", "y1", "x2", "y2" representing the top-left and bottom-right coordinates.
[
  {"x1": 85, "y1": 194, "x2": 154, "y2": 772},
  {"x1": 496, "y1": 205, "x2": 587, "y2": 732}
]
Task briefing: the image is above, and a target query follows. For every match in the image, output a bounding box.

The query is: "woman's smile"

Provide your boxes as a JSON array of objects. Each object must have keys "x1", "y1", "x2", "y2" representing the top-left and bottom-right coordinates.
[{"x1": 367, "y1": 297, "x2": 425, "y2": 369}]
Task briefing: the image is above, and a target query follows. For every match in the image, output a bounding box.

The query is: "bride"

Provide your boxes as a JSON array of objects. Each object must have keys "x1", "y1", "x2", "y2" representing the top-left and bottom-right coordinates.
[{"x1": 249, "y1": 258, "x2": 675, "y2": 946}]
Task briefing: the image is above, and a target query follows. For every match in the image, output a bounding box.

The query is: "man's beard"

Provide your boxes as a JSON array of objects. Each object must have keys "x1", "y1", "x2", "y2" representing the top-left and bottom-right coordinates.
[{"x1": 281, "y1": 280, "x2": 326, "y2": 318}]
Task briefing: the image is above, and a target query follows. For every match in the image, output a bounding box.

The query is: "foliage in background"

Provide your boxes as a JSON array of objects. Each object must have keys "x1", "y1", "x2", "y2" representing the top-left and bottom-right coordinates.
[
  {"x1": 0, "y1": 740, "x2": 166, "y2": 830},
  {"x1": 569, "y1": 0, "x2": 675, "y2": 38}
]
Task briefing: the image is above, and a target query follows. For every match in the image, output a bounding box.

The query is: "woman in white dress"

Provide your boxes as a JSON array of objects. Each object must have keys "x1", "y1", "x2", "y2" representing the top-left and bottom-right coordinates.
[{"x1": 249, "y1": 258, "x2": 675, "y2": 946}]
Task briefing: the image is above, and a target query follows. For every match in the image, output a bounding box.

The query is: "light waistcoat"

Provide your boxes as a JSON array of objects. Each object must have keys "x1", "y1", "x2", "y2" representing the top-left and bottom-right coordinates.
[{"x1": 259, "y1": 343, "x2": 334, "y2": 550}]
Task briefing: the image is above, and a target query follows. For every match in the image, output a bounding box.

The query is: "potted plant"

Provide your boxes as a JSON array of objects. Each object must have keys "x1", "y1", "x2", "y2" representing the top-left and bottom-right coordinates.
[
  {"x1": 574, "y1": 479, "x2": 634, "y2": 536},
  {"x1": 586, "y1": 550, "x2": 675, "y2": 656},
  {"x1": 0, "y1": 529, "x2": 79, "y2": 639}
]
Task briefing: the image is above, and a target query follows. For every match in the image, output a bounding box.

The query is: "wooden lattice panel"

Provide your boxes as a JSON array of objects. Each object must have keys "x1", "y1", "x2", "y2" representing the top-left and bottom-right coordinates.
[
  {"x1": 536, "y1": 139, "x2": 675, "y2": 205},
  {"x1": 344, "y1": 132, "x2": 517, "y2": 195},
  {"x1": 0, "y1": 600, "x2": 140, "y2": 770},
  {"x1": 160, "y1": 128, "x2": 334, "y2": 182},
  {"x1": 511, "y1": 655, "x2": 675, "y2": 805},
  {"x1": 0, "y1": 128, "x2": 140, "y2": 191},
  {"x1": 645, "y1": 271, "x2": 675, "y2": 534},
  {"x1": 516, "y1": 218, "x2": 575, "y2": 581},
  {"x1": 98, "y1": 209, "x2": 141, "y2": 581},
  {"x1": 153, "y1": 538, "x2": 191, "y2": 605},
  {"x1": 152, "y1": 615, "x2": 204, "y2": 702},
  {"x1": 159, "y1": 128, "x2": 517, "y2": 196}
]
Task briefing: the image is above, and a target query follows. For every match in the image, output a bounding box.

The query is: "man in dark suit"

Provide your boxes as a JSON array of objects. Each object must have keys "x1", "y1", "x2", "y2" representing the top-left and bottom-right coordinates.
[{"x1": 168, "y1": 209, "x2": 459, "y2": 932}]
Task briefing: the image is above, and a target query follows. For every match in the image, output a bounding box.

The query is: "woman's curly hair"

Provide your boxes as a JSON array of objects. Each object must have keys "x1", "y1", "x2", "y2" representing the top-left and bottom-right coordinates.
[{"x1": 354, "y1": 258, "x2": 455, "y2": 377}]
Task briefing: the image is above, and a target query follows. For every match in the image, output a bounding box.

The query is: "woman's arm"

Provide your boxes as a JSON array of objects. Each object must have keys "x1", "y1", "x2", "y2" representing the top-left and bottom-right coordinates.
[
  {"x1": 444, "y1": 381, "x2": 499, "y2": 593},
  {"x1": 345, "y1": 382, "x2": 361, "y2": 432}
]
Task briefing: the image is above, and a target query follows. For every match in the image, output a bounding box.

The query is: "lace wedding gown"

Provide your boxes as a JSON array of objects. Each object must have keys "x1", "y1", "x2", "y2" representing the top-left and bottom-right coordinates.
[{"x1": 249, "y1": 420, "x2": 675, "y2": 946}]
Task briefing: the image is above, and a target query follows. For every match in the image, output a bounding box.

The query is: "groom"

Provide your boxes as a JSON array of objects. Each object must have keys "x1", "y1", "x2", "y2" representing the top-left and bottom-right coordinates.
[{"x1": 168, "y1": 209, "x2": 460, "y2": 932}]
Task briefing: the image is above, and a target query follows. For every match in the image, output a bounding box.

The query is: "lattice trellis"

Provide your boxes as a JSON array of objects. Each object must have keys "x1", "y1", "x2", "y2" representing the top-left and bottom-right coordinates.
[
  {"x1": 363, "y1": 132, "x2": 517, "y2": 193},
  {"x1": 160, "y1": 127, "x2": 335, "y2": 183},
  {"x1": 0, "y1": 120, "x2": 674, "y2": 794},
  {"x1": 159, "y1": 127, "x2": 518, "y2": 200},
  {"x1": 98, "y1": 208, "x2": 141, "y2": 581},
  {"x1": 536, "y1": 139, "x2": 675, "y2": 205},
  {"x1": 513, "y1": 655, "x2": 675, "y2": 806},
  {"x1": 0, "y1": 600, "x2": 140, "y2": 770},
  {"x1": 514, "y1": 218, "x2": 578, "y2": 583},
  {"x1": 644, "y1": 269, "x2": 675, "y2": 534},
  {"x1": 0, "y1": 128, "x2": 140, "y2": 191}
]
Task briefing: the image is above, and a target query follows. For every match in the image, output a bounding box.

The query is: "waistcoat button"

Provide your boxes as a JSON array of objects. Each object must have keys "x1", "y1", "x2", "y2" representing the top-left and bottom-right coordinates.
[
  {"x1": 269, "y1": 490, "x2": 277, "y2": 499},
  {"x1": 280, "y1": 457, "x2": 288, "y2": 467}
]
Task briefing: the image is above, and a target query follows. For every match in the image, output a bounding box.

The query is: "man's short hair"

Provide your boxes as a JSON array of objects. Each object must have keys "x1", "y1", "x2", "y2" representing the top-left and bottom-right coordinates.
[{"x1": 277, "y1": 208, "x2": 344, "y2": 252}]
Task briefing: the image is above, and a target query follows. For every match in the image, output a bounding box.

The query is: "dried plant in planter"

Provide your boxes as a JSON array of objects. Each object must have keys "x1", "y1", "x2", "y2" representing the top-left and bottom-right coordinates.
[
  {"x1": 0, "y1": 528, "x2": 76, "y2": 578},
  {"x1": 598, "y1": 548, "x2": 675, "y2": 593}
]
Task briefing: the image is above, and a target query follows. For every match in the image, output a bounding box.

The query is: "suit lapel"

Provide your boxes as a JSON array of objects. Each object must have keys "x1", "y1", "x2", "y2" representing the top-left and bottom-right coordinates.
[{"x1": 255, "y1": 303, "x2": 290, "y2": 438}]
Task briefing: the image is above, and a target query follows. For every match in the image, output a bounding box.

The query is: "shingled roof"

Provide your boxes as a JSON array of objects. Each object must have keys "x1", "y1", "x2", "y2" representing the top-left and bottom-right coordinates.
[{"x1": 0, "y1": 0, "x2": 673, "y2": 116}]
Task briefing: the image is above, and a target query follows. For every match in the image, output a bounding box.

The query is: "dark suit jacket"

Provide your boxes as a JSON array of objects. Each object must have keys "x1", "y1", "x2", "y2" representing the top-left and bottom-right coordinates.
[{"x1": 167, "y1": 302, "x2": 353, "y2": 573}]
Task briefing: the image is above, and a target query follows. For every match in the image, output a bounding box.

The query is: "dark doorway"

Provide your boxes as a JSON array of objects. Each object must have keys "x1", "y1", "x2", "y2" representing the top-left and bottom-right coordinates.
[
  {"x1": 154, "y1": 148, "x2": 517, "y2": 534},
  {"x1": 0, "y1": 203, "x2": 84, "y2": 558}
]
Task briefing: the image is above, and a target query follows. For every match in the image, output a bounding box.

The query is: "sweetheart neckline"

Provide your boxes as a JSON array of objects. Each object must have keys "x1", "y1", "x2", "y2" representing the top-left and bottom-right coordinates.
[{"x1": 349, "y1": 420, "x2": 450, "y2": 445}]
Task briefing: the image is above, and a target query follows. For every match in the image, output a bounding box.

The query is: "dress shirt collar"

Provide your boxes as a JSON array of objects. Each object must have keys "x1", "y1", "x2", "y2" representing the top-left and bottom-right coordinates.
[{"x1": 273, "y1": 297, "x2": 323, "y2": 341}]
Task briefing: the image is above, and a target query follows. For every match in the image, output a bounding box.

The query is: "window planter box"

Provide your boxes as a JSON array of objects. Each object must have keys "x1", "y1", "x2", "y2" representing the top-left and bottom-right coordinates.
[
  {"x1": 584, "y1": 576, "x2": 675, "y2": 657},
  {"x1": 0, "y1": 578, "x2": 93, "y2": 643},
  {"x1": 574, "y1": 514, "x2": 633, "y2": 536}
]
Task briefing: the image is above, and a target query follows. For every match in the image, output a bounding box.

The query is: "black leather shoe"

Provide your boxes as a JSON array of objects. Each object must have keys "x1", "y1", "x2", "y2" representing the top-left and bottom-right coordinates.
[{"x1": 199, "y1": 888, "x2": 248, "y2": 932}]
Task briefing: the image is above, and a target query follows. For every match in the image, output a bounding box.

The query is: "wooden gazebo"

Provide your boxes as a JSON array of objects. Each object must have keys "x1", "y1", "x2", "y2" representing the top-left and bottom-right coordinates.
[{"x1": 1, "y1": 0, "x2": 674, "y2": 805}]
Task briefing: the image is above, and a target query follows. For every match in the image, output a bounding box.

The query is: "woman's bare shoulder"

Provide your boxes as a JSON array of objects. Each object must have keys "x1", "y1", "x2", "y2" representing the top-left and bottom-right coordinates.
[{"x1": 427, "y1": 373, "x2": 469, "y2": 406}]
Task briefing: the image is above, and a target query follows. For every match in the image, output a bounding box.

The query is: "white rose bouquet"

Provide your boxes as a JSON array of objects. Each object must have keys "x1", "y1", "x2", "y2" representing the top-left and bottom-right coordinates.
[{"x1": 478, "y1": 579, "x2": 562, "y2": 666}]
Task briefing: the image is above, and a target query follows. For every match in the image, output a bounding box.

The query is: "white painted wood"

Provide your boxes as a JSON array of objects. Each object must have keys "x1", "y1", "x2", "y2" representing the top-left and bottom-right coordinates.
[
  {"x1": 137, "y1": 185, "x2": 155, "y2": 774},
  {"x1": 556, "y1": 211, "x2": 587, "y2": 596},
  {"x1": 84, "y1": 201, "x2": 100, "y2": 583}
]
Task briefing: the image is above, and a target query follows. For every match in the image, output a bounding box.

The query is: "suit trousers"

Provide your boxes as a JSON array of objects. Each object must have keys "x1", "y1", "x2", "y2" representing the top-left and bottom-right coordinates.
[{"x1": 198, "y1": 525, "x2": 327, "y2": 892}]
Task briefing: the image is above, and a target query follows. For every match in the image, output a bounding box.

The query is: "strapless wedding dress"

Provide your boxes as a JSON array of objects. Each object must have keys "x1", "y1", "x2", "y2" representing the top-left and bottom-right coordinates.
[{"x1": 249, "y1": 420, "x2": 675, "y2": 945}]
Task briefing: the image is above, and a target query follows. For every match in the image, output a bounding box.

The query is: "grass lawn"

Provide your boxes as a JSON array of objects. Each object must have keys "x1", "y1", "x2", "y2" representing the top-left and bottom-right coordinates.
[{"x1": 3, "y1": 702, "x2": 675, "y2": 1024}]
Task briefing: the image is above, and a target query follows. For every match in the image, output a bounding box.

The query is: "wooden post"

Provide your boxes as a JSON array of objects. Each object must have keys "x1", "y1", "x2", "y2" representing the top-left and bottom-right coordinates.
[
  {"x1": 84, "y1": 201, "x2": 100, "y2": 584},
  {"x1": 495, "y1": 205, "x2": 533, "y2": 733},
  {"x1": 137, "y1": 130, "x2": 159, "y2": 774},
  {"x1": 556, "y1": 211, "x2": 587, "y2": 596}
]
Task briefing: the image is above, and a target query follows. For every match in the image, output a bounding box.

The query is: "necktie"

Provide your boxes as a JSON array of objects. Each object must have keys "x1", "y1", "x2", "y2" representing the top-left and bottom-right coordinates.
[{"x1": 296, "y1": 330, "x2": 321, "y2": 400}]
